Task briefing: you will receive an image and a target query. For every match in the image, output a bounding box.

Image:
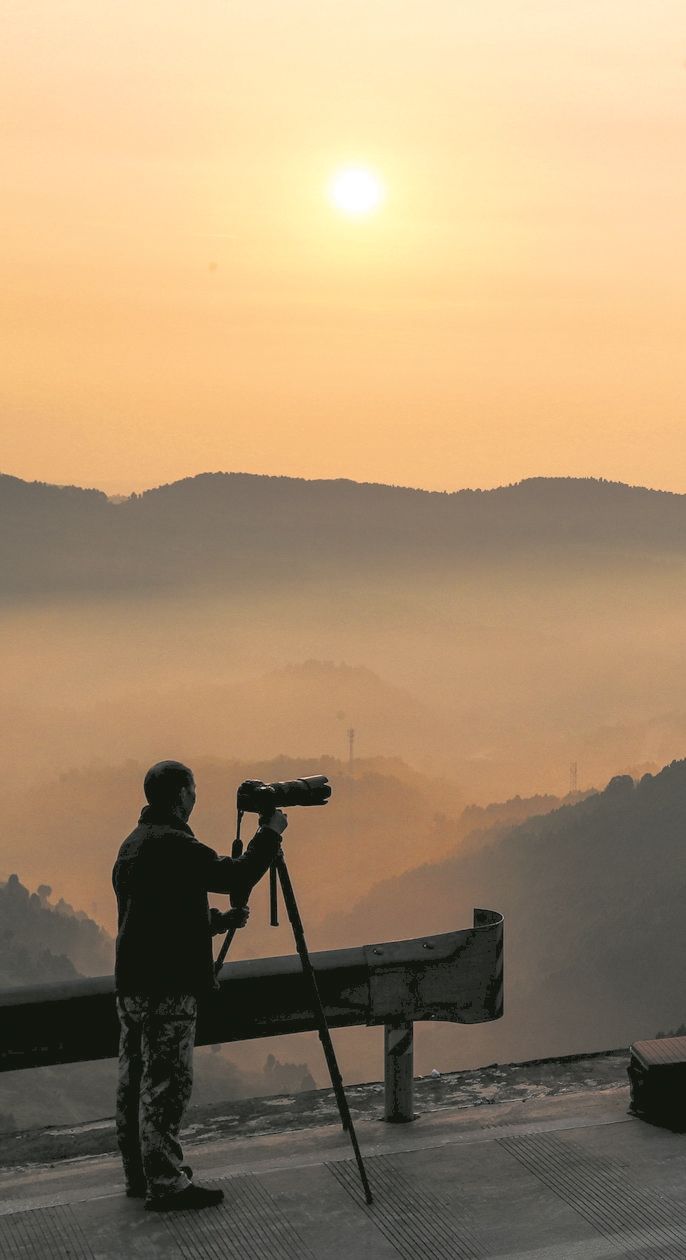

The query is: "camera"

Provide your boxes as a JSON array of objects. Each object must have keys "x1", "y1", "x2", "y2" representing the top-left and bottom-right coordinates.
[{"x1": 236, "y1": 775, "x2": 331, "y2": 816}]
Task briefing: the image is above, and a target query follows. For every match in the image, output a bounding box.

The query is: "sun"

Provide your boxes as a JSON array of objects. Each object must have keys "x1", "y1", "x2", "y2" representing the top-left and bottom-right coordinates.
[{"x1": 328, "y1": 167, "x2": 385, "y2": 217}]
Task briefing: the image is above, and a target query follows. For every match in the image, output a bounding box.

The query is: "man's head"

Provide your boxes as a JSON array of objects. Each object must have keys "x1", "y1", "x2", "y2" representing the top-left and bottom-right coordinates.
[{"x1": 143, "y1": 761, "x2": 196, "y2": 821}]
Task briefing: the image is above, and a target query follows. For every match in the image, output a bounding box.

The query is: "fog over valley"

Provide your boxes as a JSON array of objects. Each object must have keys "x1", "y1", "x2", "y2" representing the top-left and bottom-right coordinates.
[
  {"x1": 4, "y1": 473, "x2": 686, "y2": 805},
  {"x1": 2, "y1": 471, "x2": 686, "y2": 1124}
]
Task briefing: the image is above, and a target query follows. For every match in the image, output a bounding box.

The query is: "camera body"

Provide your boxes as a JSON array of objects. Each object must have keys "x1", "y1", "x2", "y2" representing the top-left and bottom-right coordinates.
[{"x1": 237, "y1": 775, "x2": 331, "y2": 816}]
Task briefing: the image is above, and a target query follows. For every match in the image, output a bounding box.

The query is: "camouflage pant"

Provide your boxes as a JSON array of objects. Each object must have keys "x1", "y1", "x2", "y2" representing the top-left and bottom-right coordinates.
[{"x1": 115, "y1": 994, "x2": 197, "y2": 1198}]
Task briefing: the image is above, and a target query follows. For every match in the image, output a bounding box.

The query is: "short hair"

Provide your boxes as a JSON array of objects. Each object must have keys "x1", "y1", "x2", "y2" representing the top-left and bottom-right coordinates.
[{"x1": 144, "y1": 761, "x2": 194, "y2": 808}]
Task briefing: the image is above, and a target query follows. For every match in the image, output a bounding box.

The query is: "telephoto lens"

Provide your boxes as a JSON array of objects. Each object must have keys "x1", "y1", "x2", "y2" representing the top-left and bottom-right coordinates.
[{"x1": 236, "y1": 775, "x2": 331, "y2": 814}]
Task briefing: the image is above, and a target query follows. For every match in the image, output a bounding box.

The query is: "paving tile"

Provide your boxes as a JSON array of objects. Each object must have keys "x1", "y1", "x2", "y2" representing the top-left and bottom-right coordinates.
[
  {"x1": 500, "y1": 1130, "x2": 686, "y2": 1259},
  {"x1": 0, "y1": 1203, "x2": 95, "y2": 1259},
  {"x1": 1, "y1": 1091, "x2": 684, "y2": 1260}
]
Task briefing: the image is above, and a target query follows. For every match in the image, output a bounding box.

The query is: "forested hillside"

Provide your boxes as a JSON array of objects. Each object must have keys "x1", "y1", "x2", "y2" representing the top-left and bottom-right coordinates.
[
  {"x1": 323, "y1": 759, "x2": 686, "y2": 1065},
  {"x1": 3, "y1": 472, "x2": 686, "y2": 596},
  {"x1": 0, "y1": 874, "x2": 112, "y2": 986}
]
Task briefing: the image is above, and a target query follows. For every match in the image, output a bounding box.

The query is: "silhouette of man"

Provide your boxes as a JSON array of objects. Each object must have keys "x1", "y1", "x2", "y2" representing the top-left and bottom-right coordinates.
[{"x1": 112, "y1": 760, "x2": 286, "y2": 1211}]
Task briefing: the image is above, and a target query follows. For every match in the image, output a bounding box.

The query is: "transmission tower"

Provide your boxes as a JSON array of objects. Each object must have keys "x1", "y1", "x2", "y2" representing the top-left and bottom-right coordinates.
[
  {"x1": 347, "y1": 727, "x2": 355, "y2": 769},
  {"x1": 569, "y1": 761, "x2": 578, "y2": 793}
]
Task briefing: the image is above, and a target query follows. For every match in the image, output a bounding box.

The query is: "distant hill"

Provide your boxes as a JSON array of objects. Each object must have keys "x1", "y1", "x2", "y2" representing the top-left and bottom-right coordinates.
[
  {"x1": 1, "y1": 754, "x2": 564, "y2": 946},
  {"x1": 4, "y1": 472, "x2": 686, "y2": 805},
  {"x1": 0, "y1": 660, "x2": 441, "y2": 786},
  {"x1": 322, "y1": 758, "x2": 686, "y2": 1065},
  {"x1": 0, "y1": 874, "x2": 112, "y2": 986},
  {"x1": 4, "y1": 753, "x2": 456, "y2": 937},
  {"x1": 3, "y1": 472, "x2": 686, "y2": 596}
]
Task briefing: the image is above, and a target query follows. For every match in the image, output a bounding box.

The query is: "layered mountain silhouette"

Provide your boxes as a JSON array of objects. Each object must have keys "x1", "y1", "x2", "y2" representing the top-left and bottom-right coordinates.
[
  {"x1": 323, "y1": 757, "x2": 686, "y2": 1066},
  {"x1": 3, "y1": 752, "x2": 562, "y2": 941},
  {"x1": 0, "y1": 661, "x2": 440, "y2": 785},
  {"x1": 5, "y1": 471, "x2": 686, "y2": 803},
  {"x1": 0, "y1": 874, "x2": 112, "y2": 987},
  {"x1": 3, "y1": 472, "x2": 686, "y2": 596}
]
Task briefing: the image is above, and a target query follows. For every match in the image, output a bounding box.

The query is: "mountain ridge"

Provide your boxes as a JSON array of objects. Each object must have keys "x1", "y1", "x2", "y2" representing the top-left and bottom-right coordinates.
[
  {"x1": 4, "y1": 469, "x2": 685, "y2": 503},
  {"x1": 3, "y1": 471, "x2": 686, "y2": 599}
]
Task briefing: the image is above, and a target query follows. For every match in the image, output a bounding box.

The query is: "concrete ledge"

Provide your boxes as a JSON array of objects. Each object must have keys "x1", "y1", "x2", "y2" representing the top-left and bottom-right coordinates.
[{"x1": 0, "y1": 1048, "x2": 630, "y2": 1171}]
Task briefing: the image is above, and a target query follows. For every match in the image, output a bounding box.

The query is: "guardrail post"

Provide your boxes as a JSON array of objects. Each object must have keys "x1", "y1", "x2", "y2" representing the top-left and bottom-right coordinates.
[{"x1": 384, "y1": 1021, "x2": 414, "y2": 1122}]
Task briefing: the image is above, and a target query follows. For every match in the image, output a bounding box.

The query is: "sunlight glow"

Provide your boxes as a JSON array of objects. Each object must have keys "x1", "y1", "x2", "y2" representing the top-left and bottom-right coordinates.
[{"x1": 328, "y1": 167, "x2": 385, "y2": 217}]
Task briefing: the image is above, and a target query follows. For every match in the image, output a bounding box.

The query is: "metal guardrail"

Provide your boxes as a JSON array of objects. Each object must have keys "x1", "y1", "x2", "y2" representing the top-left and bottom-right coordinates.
[{"x1": 0, "y1": 908, "x2": 503, "y2": 1122}]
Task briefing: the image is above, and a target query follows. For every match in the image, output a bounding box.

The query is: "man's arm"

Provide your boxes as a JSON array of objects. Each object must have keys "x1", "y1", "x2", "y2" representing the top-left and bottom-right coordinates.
[{"x1": 199, "y1": 811, "x2": 288, "y2": 904}]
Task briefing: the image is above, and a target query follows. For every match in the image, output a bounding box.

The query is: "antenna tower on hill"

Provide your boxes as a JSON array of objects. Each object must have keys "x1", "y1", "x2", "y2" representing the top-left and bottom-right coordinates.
[
  {"x1": 348, "y1": 727, "x2": 355, "y2": 769},
  {"x1": 569, "y1": 761, "x2": 578, "y2": 793}
]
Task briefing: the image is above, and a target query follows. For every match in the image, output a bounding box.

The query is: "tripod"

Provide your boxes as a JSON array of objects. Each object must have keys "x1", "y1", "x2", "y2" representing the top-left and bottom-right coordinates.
[{"x1": 215, "y1": 825, "x2": 373, "y2": 1205}]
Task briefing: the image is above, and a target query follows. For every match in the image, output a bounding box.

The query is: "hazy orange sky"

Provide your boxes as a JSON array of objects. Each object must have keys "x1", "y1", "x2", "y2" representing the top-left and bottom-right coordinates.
[{"x1": 2, "y1": 2, "x2": 685, "y2": 495}]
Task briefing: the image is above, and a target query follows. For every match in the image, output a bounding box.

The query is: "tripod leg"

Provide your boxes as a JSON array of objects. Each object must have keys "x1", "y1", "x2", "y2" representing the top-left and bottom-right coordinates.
[
  {"x1": 269, "y1": 862, "x2": 279, "y2": 926},
  {"x1": 275, "y1": 850, "x2": 373, "y2": 1205},
  {"x1": 214, "y1": 828, "x2": 245, "y2": 976},
  {"x1": 214, "y1": 926, "x2": 237, "y2": 976}
]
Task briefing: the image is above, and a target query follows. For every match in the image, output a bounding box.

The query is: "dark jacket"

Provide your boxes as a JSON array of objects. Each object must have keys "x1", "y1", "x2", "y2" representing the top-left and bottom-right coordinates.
[{"x1": 112, "y1": 805, "x2": 279, "y2": 996}]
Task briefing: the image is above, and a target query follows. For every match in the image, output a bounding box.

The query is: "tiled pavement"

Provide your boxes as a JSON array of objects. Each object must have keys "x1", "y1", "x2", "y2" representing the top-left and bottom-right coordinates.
[{"x1": 1, "y1": 1087, "x2": 685, "y2": 1258}]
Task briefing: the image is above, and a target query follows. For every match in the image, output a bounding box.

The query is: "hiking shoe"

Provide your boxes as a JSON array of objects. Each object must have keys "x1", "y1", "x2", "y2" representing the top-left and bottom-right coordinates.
[
  {"x1": 128, "y1": 1165, "x2": 192, "y2": 1199},
  {"x1": 145, "y1": 1184, "x2": 224, "y2": 1212}
]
